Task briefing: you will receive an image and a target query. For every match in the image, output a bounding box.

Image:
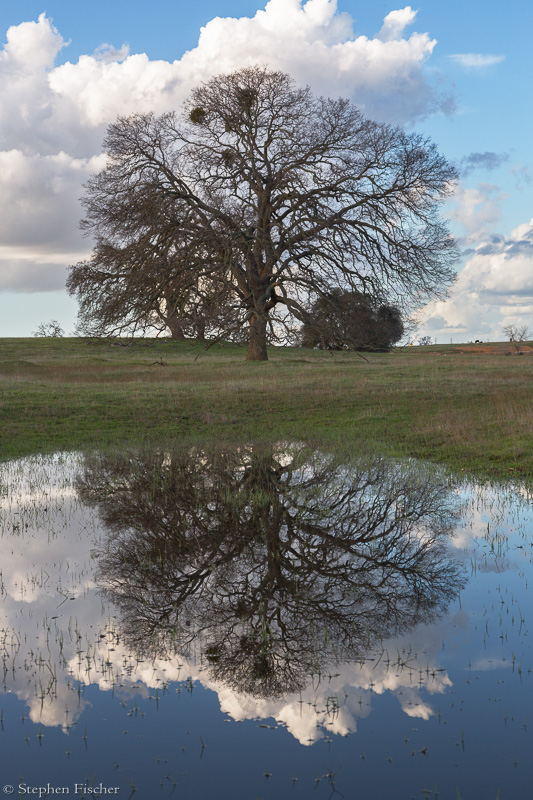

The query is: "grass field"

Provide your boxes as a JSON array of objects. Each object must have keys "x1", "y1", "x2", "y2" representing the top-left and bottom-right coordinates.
[{"x1": 1, "y1": 336, "x2": 533, "y2": 480}]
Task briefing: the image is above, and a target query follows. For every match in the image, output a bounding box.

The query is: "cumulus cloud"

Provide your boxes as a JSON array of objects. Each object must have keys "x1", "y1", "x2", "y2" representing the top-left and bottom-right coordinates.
[
  {"x1": 377, "y1": 6, "x2": 417, "y2": 41},
  {"x1": 463, "y1": 219, "x2": 533, "y2": 297},
  {"x1": 0, "y1": 4, "x2": 449, "y2": 156},
  {"x1": 419, "y1": 218, "x2": 533, "y2": 340},
  {"x1": 0, "y1": 14, "x2": 72, "y2": 156},
  {"x1": 0, "y1": 3, "x2": 453, "y2": 298},
  {"x1": 0, "y1": 149, "x2": 105, "y2": 249},
  {"x1": 206, "y1": 649, "x2": 452, "y2": 743},
  {"x1": 448, "y1": 182, "x2": 508, "y2": 246},
  {"x1": 449, "y1": 53, "x2": 505, "y2": 69},
  {"x1": 0, "y1": 149, "x2": 105, "y2": 291},
  {"x1": 1, "y1": 12, "x2": 64, "y2": 69},
  {"x1": 45, "y1": 1, "x2": 448, "y2": 130}
]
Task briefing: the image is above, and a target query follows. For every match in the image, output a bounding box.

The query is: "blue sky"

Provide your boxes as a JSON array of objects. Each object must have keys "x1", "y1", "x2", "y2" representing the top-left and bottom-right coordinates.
[{"x1": 0, "y1": 0, "x2": 531, "y2": 341}]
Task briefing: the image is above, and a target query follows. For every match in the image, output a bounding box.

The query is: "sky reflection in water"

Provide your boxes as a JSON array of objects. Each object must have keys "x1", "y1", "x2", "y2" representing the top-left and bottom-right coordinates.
[{"x1": 0, "y1": 445, "x2": 531, "y2": 799}]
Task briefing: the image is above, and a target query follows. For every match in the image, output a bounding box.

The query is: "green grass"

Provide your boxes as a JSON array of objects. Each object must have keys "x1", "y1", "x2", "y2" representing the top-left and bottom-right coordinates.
[{"x1": 1, "y1": 336, "x2": 533, "y2": 481}]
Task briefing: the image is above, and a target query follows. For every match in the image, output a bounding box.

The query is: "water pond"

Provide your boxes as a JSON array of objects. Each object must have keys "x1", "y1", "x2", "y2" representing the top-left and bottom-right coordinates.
[{"x1": 0, "y1": 443, "x2": 532, "y2": 799}]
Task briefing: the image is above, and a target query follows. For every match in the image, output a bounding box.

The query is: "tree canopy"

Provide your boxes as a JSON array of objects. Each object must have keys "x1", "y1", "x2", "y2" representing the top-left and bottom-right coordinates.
[{"x1": 68, "y1": 66, "x2": 458, "y2": 360}]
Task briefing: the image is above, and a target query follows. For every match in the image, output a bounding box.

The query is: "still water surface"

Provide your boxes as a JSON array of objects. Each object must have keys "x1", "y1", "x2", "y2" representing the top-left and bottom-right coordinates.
[{"x1": 0, "y1": 444, "x2": 532, "y2": 799}]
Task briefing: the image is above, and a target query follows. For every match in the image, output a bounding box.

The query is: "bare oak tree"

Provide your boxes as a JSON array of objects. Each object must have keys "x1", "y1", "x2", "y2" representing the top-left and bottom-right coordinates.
[
  {"x1": 32, "y1": 320, "x2": 65, "y2": 337},
  {"x1": 503, "y1": 323, "x2": 530, "y2": 354},
  {"x1": 68, "y1": 66, "x2": 458, "y2": 360}
]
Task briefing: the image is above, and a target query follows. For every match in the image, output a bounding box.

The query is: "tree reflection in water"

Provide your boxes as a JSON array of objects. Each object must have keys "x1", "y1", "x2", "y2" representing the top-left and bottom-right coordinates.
[{"x1": 77, "y1": 444, "x2": 465, "y2": 698}]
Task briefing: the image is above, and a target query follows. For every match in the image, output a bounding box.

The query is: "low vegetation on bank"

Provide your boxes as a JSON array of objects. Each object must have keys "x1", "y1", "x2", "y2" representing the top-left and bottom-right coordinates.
[{"x1": 1, "y1": 337, "x2": 532, "y2": 481}]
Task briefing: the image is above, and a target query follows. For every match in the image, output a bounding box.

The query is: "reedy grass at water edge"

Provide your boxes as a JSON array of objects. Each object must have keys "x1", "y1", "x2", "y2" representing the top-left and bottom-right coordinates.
[{"x1": 1, "y1": 336, "x2": 533, "y2": 481}]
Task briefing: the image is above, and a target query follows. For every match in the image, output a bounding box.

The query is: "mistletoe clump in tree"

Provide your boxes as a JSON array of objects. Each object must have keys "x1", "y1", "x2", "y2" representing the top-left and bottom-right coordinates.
[{"x1": 68, "y1": 67, "x2": 457, "y2": 360}]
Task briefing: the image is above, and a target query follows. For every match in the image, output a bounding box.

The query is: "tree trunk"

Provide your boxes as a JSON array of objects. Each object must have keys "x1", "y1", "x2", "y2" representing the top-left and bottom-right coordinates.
[
  {"x1": 246, "y1": 313, "x2": 268, "y2": 361},
  {"x1": 194, "y1": 318, "x2": 206, "y2": 342},
  {"x1": 166, "y1": 312, "x2": 186, "y2": 340}
]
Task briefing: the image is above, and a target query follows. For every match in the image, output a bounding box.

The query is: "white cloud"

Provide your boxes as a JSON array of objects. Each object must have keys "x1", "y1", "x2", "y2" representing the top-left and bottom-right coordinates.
[
  {"x1": 419, "y1": 218, "x2": 533, "y2": 341},
  {"x1": 0, "y1": 149, "x2": 105, "y2": 291},
  {"x1": 1, "y1": 12, "x2": 64, "y2": 69},
  {"x1": 449, "y1": 53, "x2": 505, "y2": 69},
  {"x1": 45, "y1": 1, "x2": 446, "y2": 130},
  {"x1": 0, "y1": 15, "x2": 72, "y2": 156},
  {"x1": 92, "y1": 43, "x2": 130, "y2": 64},
  {"x1": 0, "y1": 149, "x2": 105, "y2": 249},
  {"x1": 0, "y1": 4, "x2": 448, "y2": 156},
  {"x1": 377, "y1": 6, "x2": 417, "y2": 42},
  {"x1": 0, "y1": 4, "x2": 452, "y2": 300},
  {"x1": 448, "y1": 182, "x2": 508, "y2": 245}
]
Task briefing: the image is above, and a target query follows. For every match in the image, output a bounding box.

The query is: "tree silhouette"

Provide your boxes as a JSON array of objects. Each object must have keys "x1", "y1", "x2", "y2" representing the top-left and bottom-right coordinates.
[
  {"x1": 69, "y1": 66, "x2": 457, "y2": 359},
  {"x1": 300, "y1": 289, "x2": 404, "y2": 351},
  {"x1": 78, "y1": 444, "x2": 464, "y2": 697}
]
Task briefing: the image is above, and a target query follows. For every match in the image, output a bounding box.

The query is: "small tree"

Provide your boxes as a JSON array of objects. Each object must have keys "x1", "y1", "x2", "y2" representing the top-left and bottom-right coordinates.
[
  {"x1": 301, "y1": 290, "x2": 404, "y2": 351},
  {"x1": 503, "y1": 324, "x2": 529, "y2": 354},
  {"x1": 32, "y1": 320, "x2": 64, "y2": 337},
  {"x1": 418, "y1": 335, "x2": 433, "y2": 346}
]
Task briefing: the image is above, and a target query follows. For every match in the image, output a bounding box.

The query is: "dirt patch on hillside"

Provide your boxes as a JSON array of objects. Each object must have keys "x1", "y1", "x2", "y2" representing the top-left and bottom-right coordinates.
[{"x1": 433, "y1": 344, "x2": 533, "y2": 356}]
